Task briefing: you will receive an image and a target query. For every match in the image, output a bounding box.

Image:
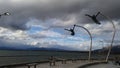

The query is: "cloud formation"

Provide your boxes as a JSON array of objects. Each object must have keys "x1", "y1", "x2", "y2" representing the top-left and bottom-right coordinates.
[
  {"x1": 0, "y1": 0, "x2": 120, "y2": 50},
  {"x1": 0, "y1": 0, "x2": 120, "y2": 30}
]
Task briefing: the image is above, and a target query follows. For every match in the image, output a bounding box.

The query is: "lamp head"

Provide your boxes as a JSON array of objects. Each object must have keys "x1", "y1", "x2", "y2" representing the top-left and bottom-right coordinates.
[{"x1": 4, "y1": 12, "x2": 10, "y2": 16}]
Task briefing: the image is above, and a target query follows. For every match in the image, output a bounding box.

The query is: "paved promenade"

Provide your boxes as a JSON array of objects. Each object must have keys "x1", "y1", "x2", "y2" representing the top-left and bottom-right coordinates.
[
  {"x1": 14, "y1": 60, "x2": 89, "y2": 68},
  {"x1": 7, "y1": 61, "x2": 119, "y2": 68},
  {"x1": 85, "y1": 62, "x2": 120, "y2": 68}
]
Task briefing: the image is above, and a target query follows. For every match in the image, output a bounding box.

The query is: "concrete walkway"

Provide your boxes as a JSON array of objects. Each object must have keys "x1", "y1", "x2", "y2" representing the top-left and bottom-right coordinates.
[
  {"x1": 14, "y1": 60, "x2": 89, "y2": 68},
  {"x1": 8, "y1": 61, "x2": 119, "y2": 68},
  {"x1": 85, "y1": 62, "x2": 120, "y2": 68}
]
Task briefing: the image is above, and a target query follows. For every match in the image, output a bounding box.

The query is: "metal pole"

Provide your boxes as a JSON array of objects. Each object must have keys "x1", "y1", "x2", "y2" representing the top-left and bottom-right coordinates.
[
  {"x1": 75, "y1": 25, "x2": 92, "y2": 61},
  {"x1": 100, "y1": 13, "x2": 116, "y2": 62},
  {"x1": 100, "y1": 41, "x2": 104, "y2": 49}
]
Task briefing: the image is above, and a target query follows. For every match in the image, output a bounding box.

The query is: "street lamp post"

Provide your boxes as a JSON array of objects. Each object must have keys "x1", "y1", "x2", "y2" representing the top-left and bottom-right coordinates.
[
  {"x1": 85, "y1": 12, "x2": 116, "y2": 62},
  {"x1": 65, "y1": 24, "x2": 93, "y2": 61}
]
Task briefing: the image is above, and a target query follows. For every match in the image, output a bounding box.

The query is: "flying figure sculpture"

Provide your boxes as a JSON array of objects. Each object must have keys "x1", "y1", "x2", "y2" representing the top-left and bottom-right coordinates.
[
  {"x1": 85, "y1": 12, "x2": 101, "y2": 24},
  {"x1": 65, "y1": 25, "x2": 75, "y2": 36}
]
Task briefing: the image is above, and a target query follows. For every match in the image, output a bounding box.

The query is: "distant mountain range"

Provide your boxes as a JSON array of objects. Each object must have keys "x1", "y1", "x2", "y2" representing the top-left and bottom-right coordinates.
[
  {"x1": 93, "y1": 45, "x2": 120, "y2": 54},
  {"x1": 0, "y1": 46, "x2": 66, "y2": 51},
  {"x1": 0, "y1": 45, "x2": 120, "y2": 53}
]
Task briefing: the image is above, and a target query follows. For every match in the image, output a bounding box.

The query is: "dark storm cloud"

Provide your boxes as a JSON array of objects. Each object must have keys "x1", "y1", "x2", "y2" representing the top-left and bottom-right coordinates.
[{"x1": 0, "y1": 0, "x2": 120, "y2": 30}]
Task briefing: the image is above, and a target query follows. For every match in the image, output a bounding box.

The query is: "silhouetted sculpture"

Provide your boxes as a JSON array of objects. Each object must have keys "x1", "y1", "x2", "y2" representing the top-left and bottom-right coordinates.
[
  {"x1": 85, "y1": 12, "x2": 101, "y2": 24},
  {"x1": 65, "y1": 25, "x2": 75, "y2": 36}
]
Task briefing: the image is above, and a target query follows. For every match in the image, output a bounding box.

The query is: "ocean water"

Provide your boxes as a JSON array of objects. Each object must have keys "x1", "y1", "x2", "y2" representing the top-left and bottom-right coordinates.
[
  {"x1": 0, "y1": 50, "x2": 87, "y2": 66},
  {"x1": 0, "y1": 50, "x2": 106, "y2": 66}
]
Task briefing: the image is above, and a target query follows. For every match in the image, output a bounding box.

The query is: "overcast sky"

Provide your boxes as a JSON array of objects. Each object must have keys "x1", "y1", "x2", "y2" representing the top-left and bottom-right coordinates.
[{"x1": 0, "y1": 0, "x2": 120, "y2": 51}]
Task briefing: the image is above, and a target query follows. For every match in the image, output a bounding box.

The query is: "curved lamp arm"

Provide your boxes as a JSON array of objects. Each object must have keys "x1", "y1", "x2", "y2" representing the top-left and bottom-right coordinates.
[
  {"x1": 74, "y1": 24, "x2": 93, "y2": 61},
  {"x1": 64, "y1": 24, "x2": 93, "y2": 61},
  {"x1": 85, "y1": 12, "x2": 116, "y2": 62},
  {"x1": 100, "y1": 13, "x2": 116, "y2": 62}
]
